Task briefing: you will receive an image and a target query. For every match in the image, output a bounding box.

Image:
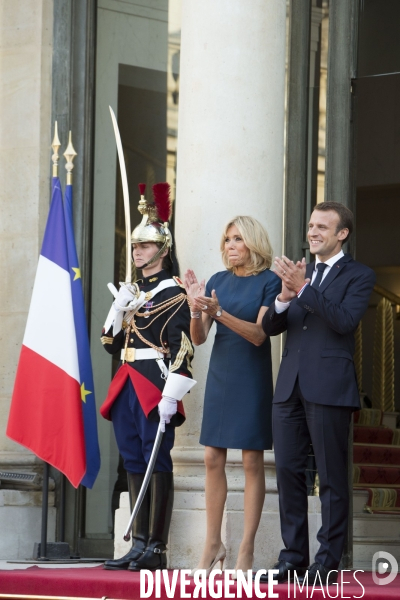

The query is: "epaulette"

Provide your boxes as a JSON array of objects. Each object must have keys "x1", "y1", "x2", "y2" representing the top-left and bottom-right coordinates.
[{"x1": 173, "y1": 276, "x2": 185, "y2": 289}]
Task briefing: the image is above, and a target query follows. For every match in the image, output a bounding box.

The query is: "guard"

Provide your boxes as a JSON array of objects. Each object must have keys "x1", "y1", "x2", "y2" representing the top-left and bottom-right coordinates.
[{"x1": 100, "y1": 182, "x2": 195, "y2": 571}]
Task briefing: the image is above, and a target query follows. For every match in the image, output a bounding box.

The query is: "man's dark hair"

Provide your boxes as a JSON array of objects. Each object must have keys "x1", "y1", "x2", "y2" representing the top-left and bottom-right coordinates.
[{"x1": 313, "y1": 201, "x2": 354, "y2": 243}]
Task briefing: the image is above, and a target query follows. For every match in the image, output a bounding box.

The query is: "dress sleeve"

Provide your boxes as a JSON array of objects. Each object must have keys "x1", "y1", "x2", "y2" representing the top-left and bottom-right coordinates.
[{"x1": 261, "y1": 271, "x2": 282, "y2": 307}]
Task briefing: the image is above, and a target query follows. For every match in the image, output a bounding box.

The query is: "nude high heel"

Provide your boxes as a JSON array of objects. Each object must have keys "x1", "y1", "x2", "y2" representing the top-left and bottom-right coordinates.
[
  {"x1": 230, "y1": 554, "x2": 254, "y2": 580},
  {"x1": 189, "y1": 543, "x2": 226, "y2": 578}
]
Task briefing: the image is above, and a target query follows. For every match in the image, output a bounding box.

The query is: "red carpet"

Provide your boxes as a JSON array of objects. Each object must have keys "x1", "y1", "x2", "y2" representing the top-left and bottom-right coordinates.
[
  {"x1": 0, "y1": 566, "x2": 399, "y2": 599},
  {"x1": 354, "y1": 425, "x2": 396, "y2": 445},
  {"x1": 353, "y1": 408, "x2": 400, "y2": 512}
]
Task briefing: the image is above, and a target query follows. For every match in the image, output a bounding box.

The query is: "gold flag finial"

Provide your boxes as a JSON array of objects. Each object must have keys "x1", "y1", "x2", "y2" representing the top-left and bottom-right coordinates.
[
  {"x1": 64, "y1": 131, "x2": 77, "y2": 185},
  {"x1": 51, "y1": 122, "x2": 61, "y2": 177}
]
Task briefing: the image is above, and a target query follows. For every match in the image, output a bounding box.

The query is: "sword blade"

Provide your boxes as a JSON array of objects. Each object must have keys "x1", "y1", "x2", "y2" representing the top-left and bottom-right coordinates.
[
  {"x1": 109, "y1": 106, "x2": 132, "y2": 284},
  {"x1": 123, "y1": 424, "x2": 164, "y2": 541}
]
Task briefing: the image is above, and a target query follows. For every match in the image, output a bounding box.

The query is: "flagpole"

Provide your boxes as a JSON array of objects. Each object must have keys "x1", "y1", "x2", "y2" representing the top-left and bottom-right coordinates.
[
  {"x1": 64, "y1": 130, "x2": 77, "y2": 184},
  {"x1": 39, "y1": 462, "x2": 50, "y2": 560},
  {"x1": 52, "y1": 121, "x2": 61, "y2": 178},
  {"x1": 37, "y1": 124, "x2": 62, "y2": 561},
  {"x1": 64, "y1": 132, "x2": 84, "y2": 557}
]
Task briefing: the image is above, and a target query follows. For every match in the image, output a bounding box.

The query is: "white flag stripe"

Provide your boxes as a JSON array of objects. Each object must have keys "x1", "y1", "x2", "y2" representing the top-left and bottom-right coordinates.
[{"x1": 23, "y1": 255, "x2": 80, "y2": 382}]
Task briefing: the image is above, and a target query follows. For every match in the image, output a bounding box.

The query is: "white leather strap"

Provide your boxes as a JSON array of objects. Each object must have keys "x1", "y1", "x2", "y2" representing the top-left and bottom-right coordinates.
[
  {"x1": 145, "y1": 278, "x2": 178, "y2": 299},
  {"x1": 120, "y1": 348, "x2": 170, "y2": 361}
]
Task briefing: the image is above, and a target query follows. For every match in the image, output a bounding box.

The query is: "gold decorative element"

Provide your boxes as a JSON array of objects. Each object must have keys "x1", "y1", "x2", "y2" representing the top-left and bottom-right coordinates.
[
  {"x1": 131, "y1": 184, "x2": 172, "y2": 250},
  {"x1": 169, "y1": 332, "x2": 194, "y2": 374},
  {"x1": 173, "y1": 276, "x2": 185, "y2": 289},
  {"x1": 51, "y1": 122, "x2": 61, "y2": 177},
  {"x1": 356, "y1": 408, "x2": 382, "y2": 426},
  {"x1": 370, "y1": 488, "x2": 397, "y2": 510},
  {"x1": 352, "y1": 465, "x2": 360, "y2": 484},
  {"x1": 149, "y1": 277, "x2": 158, "y2": 283},
  {"x1": 63, "y1": 131, "x2": 77, "y2": 185},
  {"x1": 374, "y1": 284, "x2": 400, "y2": 320},
  {"x1": 101, "y1": 336, "x2": 114, "y2": 345},
  {"x1": 372, "y1": 297, "x2": 395, "y2": 412},
  {"x1": 130, "y1": 295, "x2": 186, "y2": 353},
  {"x1": 121, "y1": 325, "x2": 132, "y2": 364},
  {"x1": 354, "y1": 321, "x2": 362, "y2": 393},
  {"x1": 121, "y1": 348, "x2": 136, "y2": 362}
]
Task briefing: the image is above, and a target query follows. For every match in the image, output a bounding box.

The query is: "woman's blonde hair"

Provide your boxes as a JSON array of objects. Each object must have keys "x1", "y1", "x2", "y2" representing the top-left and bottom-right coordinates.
[{"x1": 220, "y1": 215, "x2": 273, "y2": 275}]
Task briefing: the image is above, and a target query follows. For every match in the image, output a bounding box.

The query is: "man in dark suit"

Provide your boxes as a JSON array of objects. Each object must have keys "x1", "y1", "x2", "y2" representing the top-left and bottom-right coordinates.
[{"x1": 261, "y1": 202, "x2": 376, "y2": 585}]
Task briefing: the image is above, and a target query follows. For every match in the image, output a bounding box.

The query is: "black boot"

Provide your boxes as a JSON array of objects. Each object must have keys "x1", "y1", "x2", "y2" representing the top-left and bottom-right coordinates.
[
  {"x1": 104, "y1": 472, "x2": 150, "y2": 570},
  {"x1": 128, "y1": 471, "x2": 174, "y2": 571}
]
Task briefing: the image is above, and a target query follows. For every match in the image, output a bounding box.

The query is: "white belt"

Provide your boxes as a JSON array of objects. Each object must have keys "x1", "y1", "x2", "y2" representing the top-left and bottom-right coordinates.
[{"x1": 120, "y1": 348, "x2": 170, "y2": 362}]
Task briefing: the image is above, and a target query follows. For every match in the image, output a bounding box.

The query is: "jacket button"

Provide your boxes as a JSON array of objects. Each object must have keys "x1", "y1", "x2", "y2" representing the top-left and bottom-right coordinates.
[{"x1": 303, "y1": 326, "x2": 307, "y2": 330}]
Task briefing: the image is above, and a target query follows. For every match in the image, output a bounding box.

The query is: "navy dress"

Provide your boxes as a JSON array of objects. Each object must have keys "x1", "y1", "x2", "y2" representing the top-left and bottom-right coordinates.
[{"x1": 200, "y1": 269, "x2": 281, "y2": 450}]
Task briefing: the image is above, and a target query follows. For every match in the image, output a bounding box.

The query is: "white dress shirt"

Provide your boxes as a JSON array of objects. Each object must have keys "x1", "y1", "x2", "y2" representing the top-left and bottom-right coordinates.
[{"x1": 275, "y1": 249, "x2": 344, "y2": 313}]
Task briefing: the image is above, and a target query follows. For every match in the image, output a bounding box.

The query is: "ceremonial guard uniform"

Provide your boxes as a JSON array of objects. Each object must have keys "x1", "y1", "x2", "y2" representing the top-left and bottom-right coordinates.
[{"x1": 100, "y1": 183, "x2": 195, "y2": 571}]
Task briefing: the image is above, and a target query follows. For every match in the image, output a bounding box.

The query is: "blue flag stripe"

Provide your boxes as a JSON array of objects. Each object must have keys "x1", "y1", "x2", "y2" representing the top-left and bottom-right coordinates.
[
  {"x1": 40, "y1": 179, "x2": 70, "y2": 271},
  {"x1": 64, "y1": 184, "x2": 101, "y2": 488}
]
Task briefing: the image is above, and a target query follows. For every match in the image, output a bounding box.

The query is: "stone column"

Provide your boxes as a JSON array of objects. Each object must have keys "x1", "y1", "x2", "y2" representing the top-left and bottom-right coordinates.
[
  {"x1": 0, "y1": 0, "x2": 56, "y2": 558},
  {"x1": 173, "y1": 0, "x2": 287, "y2": 569}
]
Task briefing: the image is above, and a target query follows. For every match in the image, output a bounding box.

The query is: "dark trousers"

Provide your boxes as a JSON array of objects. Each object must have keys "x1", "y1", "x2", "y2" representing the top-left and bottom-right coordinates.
[
  {"x1": 110, "y1": 379, "x2": 175, "y2": 473},
  {"x1": 272, "y1": 379, "x2": 352, "y2": 569}
]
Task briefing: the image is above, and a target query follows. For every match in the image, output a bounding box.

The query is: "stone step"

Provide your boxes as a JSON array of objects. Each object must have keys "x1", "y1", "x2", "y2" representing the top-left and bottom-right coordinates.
[
  {"x1": 353, "y1": 536, "x2": 400, "y2": 568},
  {"x1": 353, "y1": 488, "x2": 369, "y2": 513},
  {"x1": 353, "y1": 513, "x2": 400, "y2": 539}
]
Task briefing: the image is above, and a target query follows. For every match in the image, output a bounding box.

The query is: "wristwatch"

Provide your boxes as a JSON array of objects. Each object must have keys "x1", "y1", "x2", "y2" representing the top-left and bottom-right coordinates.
[{"x1": 215, "y1": 307, "x2": 223, "y2": 318}]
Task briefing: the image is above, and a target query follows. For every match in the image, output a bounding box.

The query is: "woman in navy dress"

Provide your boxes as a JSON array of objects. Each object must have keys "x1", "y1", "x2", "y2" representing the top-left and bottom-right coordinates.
[{"x1": 184, "y1": 215, "x2": 281, "y2": 576}]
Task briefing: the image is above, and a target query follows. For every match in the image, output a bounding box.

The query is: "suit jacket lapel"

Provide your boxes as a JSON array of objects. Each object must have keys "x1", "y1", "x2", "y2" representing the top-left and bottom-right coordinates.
[{"x1": 318, "y1": 253, "x2": 352, "y2": 293}]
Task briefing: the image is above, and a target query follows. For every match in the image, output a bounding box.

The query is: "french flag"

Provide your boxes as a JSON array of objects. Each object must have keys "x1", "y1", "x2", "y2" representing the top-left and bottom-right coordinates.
[{"x1": 7, "y1": 178, "x2": 100, "y2": 488}]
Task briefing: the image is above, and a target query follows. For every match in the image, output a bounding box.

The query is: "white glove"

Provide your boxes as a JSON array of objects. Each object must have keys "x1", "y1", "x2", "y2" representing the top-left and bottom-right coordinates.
[
  {"x1": 126, "y1": 290, "x2": 147, "y2": 312},
  {"x1": 114, "y1": 285, "x2": 136, "y2": 311},
  {"x1": 158, "y1": 396, "x2": 178, "y2": 432}
]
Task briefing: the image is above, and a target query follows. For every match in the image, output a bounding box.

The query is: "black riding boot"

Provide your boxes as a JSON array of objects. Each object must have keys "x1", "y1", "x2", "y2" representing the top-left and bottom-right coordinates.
[
  {"x1": 104, "y1": 472, "x2": 150, "y2": 570},
  {"x1": 128, "y1": 471, "x2": 174, "y2": 571}
]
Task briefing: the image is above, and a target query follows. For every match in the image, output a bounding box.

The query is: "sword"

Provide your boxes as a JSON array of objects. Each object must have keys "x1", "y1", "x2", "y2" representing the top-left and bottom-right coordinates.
[
  {"x1": 109, "y1": 106, "x2": 132, "y2": 284},
  {"x1": 123, "y1": 423, "x2": 164, "y2": 541}
]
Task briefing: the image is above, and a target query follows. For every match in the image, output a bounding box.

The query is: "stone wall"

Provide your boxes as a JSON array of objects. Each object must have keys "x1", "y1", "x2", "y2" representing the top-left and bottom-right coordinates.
[{"x1": 0, "y1": 0, "x2": 55, "y2": 558}]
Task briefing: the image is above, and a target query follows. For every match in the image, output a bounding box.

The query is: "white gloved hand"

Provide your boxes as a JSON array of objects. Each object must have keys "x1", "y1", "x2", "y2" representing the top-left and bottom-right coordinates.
[
  {"x1": 127, "y1": 290, "x2": 147, "y2": 312},
  {"x1": 114, "y1": 285, "x2": 136, "y2": 311},
  {"x1": 158, "y1": 396, "x2": 178, "y2": 432}
]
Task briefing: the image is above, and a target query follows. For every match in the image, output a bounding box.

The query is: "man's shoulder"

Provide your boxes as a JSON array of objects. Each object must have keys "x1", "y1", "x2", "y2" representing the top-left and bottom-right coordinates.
[{"x1": 341, "y1": 255, "x2": 375, "y2": 278}]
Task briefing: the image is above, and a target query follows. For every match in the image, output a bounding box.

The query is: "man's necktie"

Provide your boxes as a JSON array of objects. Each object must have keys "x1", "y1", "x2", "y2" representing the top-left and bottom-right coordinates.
[{"x1": 312, "y1": 262, "x2": 328, "y2": 288}]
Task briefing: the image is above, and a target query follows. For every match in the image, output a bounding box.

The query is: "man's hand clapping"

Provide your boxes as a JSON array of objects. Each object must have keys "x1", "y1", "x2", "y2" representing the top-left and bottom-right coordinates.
[{"x1": 274, "y1": 256, "x2": 310, "y2": 302}]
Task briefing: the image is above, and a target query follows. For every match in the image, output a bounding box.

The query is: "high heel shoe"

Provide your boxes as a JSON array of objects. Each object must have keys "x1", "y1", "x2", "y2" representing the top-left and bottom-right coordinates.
[
  {"x1": 189, "y1": 543, "x2": 226, "y2": 578},
  {"x1": 230, "y1": 554, "x2": 254, "y2": 580},
  {"x1": 230, "y1": 568, "x2": 253, "y2": 581}
]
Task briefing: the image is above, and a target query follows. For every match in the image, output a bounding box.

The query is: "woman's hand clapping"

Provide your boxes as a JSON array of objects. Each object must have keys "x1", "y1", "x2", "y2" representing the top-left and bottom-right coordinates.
[{"x1": 184, "y1": 269, "x2": 206, "y2": 305}]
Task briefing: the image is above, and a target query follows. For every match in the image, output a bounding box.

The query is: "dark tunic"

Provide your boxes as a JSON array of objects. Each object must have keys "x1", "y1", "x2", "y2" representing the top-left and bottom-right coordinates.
[
  {"x1": 100, "y1": 269, "x2": 193, "y2": 426},
  {"x1": 199, "y1": 269, "x2": 281, "y2": 450}
]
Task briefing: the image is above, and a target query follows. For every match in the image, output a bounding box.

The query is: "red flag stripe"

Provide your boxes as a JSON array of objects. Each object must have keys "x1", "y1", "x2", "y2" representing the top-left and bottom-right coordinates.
[{"x1": 7, "y1": 346, "x2": 86, "y2": 488}]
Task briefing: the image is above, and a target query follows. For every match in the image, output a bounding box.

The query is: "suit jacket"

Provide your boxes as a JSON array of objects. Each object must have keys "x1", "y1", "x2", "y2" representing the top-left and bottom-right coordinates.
[{"x1": 262, "y1": 254, "x2": 376, "y2": 408}]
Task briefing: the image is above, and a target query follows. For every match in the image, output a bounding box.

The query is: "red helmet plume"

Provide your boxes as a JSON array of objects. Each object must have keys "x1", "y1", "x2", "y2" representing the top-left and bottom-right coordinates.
[{"x1": 152, "y1": 182, "x2": 172, "y2": 223}]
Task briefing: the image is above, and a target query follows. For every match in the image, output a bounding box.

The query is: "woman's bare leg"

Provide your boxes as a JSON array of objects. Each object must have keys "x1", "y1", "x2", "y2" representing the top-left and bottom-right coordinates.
[
  {"x1": 234, "y1": 449, "x2": 265, "y2": 571},
  {"x1": 195, "y1": 446, "x2": 227, "y2": 568}
]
